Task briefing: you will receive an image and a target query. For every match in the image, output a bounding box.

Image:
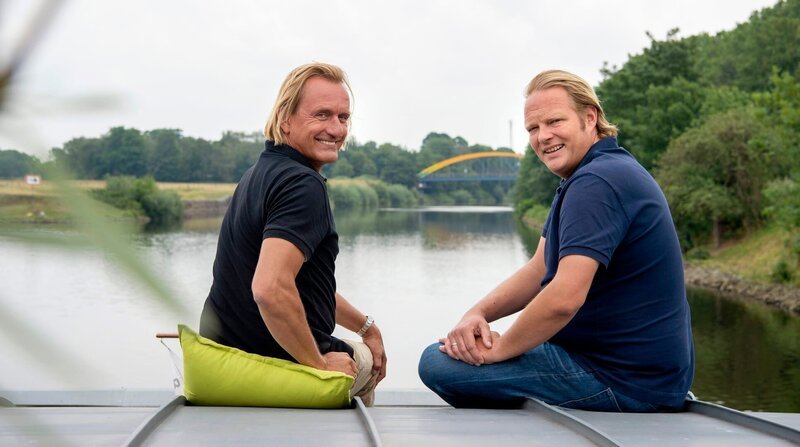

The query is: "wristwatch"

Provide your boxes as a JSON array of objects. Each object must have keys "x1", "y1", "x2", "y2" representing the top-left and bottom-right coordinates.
[{"x1": 356, "y1": 315, "x2": 374, "y2": 337}]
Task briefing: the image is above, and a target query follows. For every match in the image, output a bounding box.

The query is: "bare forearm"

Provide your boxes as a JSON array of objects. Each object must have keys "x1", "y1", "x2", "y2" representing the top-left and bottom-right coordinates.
[
  {"x1": 490, "y1": 286, "x2": 577, "y2": 360},
  {"x1": 256, "y1": 287, "x2": 325, "y2": 369},
  {"x1": 488, "y1": 255, "x2": 598, "y2": 362},
  {"x1": 468, "y1": 260, "x2": 544, "y2": 322},
  {"x1": 335, "y1": 292, "x2": 367, "y2": 332}
]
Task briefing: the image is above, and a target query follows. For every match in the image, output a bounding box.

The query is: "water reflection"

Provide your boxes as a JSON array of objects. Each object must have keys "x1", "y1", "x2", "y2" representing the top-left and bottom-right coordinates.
[
  {"x1": 1, "y1": 207, "x2": 798, "y2": 412},
  {"x1": 689, "y1": 287, "x2": 800, "y2": 412}
]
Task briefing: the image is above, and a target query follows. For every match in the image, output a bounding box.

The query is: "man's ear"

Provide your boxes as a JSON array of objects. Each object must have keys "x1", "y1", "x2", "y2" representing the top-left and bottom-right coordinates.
[
  {"x1": 280, "y1": 120, "x2": 289, "y2": 136},
  {"x1": 584, "y1": 106, "x2": 598, "y2": 129}
]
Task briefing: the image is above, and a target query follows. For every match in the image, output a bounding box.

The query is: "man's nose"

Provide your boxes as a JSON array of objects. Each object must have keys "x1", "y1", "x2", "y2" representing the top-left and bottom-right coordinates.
[
  {"x1": 328, "y1": 120, "x2": 347, "y2": 138},
  {"x1": 537, "y1": 125, "x2": 552, "y2": 144}
]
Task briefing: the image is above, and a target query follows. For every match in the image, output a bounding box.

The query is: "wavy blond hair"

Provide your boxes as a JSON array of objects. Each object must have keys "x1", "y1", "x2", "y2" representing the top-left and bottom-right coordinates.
[
  {"x1": 264, "y1": 62, "x2": 353, "y2": 146},
  {"x1": 525, "y1": 69, "x2": 618, "y2": 139}
]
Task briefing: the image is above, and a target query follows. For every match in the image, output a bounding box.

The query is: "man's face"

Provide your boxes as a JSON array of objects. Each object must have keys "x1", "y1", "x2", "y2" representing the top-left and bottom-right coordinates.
[
  {"x1": 524, "y1": 86, "x2": 599, "y2": 179},
  {"x1": 281, "y1": 76, "x2": 351, "y2": 171}
]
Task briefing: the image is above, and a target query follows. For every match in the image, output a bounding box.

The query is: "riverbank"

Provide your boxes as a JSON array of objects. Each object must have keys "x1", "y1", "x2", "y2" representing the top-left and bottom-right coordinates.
[
  {"x1": 685, "y1": 264, "x2": 800, "y2": 314},
  {"x1": 521, "y1": 214, "x2": 800, "y2": 315}
]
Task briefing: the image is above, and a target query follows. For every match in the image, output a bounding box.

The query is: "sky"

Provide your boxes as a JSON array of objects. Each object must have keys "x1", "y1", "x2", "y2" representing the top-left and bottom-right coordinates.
[{"x1": 1, "y1": 0, "x2": 779, "y2": 158}]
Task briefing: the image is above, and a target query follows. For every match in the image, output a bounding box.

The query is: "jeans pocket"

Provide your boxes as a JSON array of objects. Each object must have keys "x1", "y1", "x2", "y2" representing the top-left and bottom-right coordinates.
[{"x1": 558, "y1": 388, "x2": 622, "y2": 412}]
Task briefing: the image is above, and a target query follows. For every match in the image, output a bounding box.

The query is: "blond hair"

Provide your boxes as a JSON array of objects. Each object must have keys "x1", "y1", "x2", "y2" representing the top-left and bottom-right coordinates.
[
  {"x1": 525, "y1": 69, "x2": 618, "y2": 139},
  {"x1": 264, "y1": 62, "x2": 352, "y2": 145}
]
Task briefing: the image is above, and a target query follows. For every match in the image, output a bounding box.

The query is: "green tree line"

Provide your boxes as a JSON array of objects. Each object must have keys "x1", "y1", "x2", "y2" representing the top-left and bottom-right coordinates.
[
  {"x1": 2, "y1": 128, "x2": 518, "y2": 206},
  {"x1": 515, "y1": 0, "x2": 800, "y2": 282}
]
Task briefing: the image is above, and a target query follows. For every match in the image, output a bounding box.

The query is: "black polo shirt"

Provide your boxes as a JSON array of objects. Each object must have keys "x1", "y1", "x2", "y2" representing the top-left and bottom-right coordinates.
[{"x1": 200, "y1": 140, "x2": 353, "y2": 361}]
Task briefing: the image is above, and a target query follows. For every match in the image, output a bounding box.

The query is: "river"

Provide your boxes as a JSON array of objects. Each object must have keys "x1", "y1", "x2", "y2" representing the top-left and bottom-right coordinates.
[{"x1": 1, "y1": 207, "x2": 798, "y2": 412}]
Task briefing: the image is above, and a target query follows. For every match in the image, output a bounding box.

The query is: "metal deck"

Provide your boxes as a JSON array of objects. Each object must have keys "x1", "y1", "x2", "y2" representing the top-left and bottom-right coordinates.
[{"x1": 1, "y1": 390, "x2": 799, "y2": 446}]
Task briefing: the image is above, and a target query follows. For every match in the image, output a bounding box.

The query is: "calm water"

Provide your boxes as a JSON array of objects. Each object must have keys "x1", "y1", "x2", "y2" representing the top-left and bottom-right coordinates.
[{"x1": 1, "y1": 207, "x2": 798, "y2": 412}]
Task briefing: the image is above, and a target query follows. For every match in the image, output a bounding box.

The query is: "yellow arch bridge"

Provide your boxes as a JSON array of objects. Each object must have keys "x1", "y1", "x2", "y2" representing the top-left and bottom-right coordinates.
[{"x1": 417, "y1": 151, "x2": 524, "y2": 186}]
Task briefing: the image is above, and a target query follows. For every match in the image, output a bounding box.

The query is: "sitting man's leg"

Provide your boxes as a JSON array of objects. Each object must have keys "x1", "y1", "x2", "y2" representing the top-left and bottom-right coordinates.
[
  {"x1": 343, "y1": 340, "x2": 378, "y2": 407},
  {"x1": 418, "y1": 342, "x2": 654, "y2": 412}
]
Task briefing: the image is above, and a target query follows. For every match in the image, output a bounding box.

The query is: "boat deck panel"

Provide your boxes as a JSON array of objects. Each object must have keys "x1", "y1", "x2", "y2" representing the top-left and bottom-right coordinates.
[
  {"x1": 574, "y1": 410, "x2": 798, "y2": 447},
  {"x1": 139, "y1": 406, "x2": 373, "y2": 447},
  {"x1": 0, "y1": 407, "x2": 152, "y2": 447},
  {"x1": 2, "y1": 390, "x2": 799, "y2": 446},
  {"x1": 370, "y1": 406, "x2": 596, "y2": 447}
]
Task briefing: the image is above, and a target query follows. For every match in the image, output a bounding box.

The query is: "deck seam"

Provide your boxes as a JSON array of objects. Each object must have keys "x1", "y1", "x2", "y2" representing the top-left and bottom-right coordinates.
[
  {"x1": 686, "y1": 399, "x2": 800, "y2": 444},
  {"x1": 121, "y1": 395, "x2": 186, "y2": 447},
  {"x1": 354, "y1": 397, "x2": 384, "y2": 447},
  {"x1": 523, "y1": 398, "x2": 623, "y2": 447}
]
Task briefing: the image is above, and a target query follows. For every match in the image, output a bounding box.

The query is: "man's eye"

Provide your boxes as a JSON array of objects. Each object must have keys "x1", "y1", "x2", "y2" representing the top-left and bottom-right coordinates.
[{"x1": 316, "y1": 112, "x2": 329, "y2": 119}]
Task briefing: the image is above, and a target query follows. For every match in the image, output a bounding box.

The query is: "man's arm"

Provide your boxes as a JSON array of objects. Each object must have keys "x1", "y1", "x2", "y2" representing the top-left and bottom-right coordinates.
[
  {"x1": 469, "y1": 254, "x2": 599, "y2": 364},
  {"x1": 336, "y1": 293, "x2": 387, "y2": 383},
  {"x1": 445, "y1": 237, "x2": 548, "y2": 365},
  {"x1": 252, "y1": 237, "x2": 357, "y2": 377}
]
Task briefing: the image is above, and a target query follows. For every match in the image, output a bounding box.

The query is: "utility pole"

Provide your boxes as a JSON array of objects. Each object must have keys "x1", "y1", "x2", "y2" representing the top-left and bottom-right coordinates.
[{"x1": 508, "y1": 119, "x2": 513, "y2": 150}]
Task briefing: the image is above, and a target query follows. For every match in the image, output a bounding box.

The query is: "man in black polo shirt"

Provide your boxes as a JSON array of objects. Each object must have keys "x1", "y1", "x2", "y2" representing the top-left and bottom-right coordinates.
[{"x1": 200, "y1": 62, "x2": 385, "y2": 406}]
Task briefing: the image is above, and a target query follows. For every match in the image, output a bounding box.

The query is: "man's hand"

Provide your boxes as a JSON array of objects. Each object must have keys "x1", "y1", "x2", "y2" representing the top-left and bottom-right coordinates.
[
  {"x1": 362, "y1": 325, "x2": 387, "y2": 384},
  {"x1": 322, "y1": 351, "x2": 358, "y2": 378},
  {"x1": 440, "y1": 313, "x2": 493, "y2": 365}
]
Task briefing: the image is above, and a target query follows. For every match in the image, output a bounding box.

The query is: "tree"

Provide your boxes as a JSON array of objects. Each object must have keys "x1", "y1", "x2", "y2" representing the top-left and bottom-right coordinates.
[
  {"x1": 374, "y1": 143, "x2": 418, "y2": 187},
  {"x1": 330, "y1": 158, "x2": 355, "y2": 177},
  {"x1": 656, "y1": 107, "x2": 768, "y2": 248},
  {"x1": 146, "y1": 129, "x2": 183, "y2": 181},
  {"x1": 101, "y1": 127, "x2": 149, "y2": 177},
  {"x1": 347, "y1": 151, "x2": 377, "y2": 177},
  {"x1": 0, "y1": 149, "x2": 41, "y2": 178},
  {"x1": 513, "y1": 145, "x2": 560, "y2": 211},
  {"x1": 697, "y1": 0, "x2": 800, "y2": 92}
]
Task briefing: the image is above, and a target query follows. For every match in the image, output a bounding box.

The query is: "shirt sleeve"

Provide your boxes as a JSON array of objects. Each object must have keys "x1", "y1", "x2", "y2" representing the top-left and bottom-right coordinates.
[
  {"x1": 558, "y1": 173, "x2": 630, "y2": 267},
  {"x1": 262, "y1": 174, "x2": 331, "y2": 261}
]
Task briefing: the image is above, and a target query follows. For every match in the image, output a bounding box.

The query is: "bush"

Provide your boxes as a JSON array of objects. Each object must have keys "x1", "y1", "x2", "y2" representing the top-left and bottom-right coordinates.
[
  {"x1": 763, "y1": 178, "x2": 800, "y2": 229},
  {"x1": 686, "y1": 246, "x2": 710, "y2": 260},
  {"x1": 386, "y1": 184, "x2": 416, "y2": 207},
  {"x1": 329, "y1": 177, "x2": 417, "y2": 210},
  {"x1": 771, "y1": 259, "x2": 794, "y2": 283},
  {"x1": 329, "y1": 184, "x2": 361, "y2": 211},
  {"x1": 451, "y1": 189, "x2": 474, "y2": 205},
  {"x1": 94, "y1": 176, "x2": 183, "y2": 227},
  {"x1": 141, "y1": 189, "x2": 183, "y2": 228},
  {"x1": 522, "y1": 204, "x2": 550, "y2": 225}
]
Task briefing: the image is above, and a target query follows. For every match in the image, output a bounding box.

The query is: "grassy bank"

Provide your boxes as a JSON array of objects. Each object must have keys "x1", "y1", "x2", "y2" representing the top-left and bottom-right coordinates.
[
  {"x1": 0, "y1": 179, "x2": 234, "y2": 223},
  {"x1": 693, "y1": 226, "x2": 799, "y2": 288},
  {"x1": 0, "y1": 177, "x2": 417, "y2": 223},
  {"x1": 516, "y1": 207, "x2": 799, "y2": 290}
]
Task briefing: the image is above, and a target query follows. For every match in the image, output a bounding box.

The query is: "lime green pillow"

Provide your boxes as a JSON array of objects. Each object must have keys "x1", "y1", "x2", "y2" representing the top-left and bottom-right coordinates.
[{"x1": 178, "y1": 324, "x2": 353, "y2": 408}]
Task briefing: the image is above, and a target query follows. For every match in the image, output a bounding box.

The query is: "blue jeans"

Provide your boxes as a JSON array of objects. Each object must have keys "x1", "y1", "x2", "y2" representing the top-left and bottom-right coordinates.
[{"x1": 418, "y1": 342, "x2": 659, "y2": 412}]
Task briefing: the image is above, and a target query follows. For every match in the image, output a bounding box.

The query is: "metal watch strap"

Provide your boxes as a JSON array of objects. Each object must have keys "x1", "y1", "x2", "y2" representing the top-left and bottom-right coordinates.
[{"x1": 356, "y1": 315, "x2": 374, "y2": 337}]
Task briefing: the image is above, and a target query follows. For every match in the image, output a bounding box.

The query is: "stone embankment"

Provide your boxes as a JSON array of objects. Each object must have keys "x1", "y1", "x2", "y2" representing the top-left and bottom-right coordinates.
[
  {"x1": 183, "y1": 198, "x2": 231, "y2": 220},
  {"x1": 685, "y1": 265, "x2": 800, "y2": 314}
]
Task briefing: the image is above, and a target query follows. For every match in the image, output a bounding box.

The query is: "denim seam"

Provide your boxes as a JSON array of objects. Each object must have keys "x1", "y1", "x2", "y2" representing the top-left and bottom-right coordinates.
[
  {"x1": 558, "y1": 387, "x2": 622, "y2": 412},
  {"x1": 442, "y1": 369, "x2": 596, "y2": 389}
]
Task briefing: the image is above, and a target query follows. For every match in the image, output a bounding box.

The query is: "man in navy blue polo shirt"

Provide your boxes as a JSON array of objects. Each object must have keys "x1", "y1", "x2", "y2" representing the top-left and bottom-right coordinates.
[
  {"x1": 419, "y1": 69, "x2": 694, "y2": 412},
  {"x1": 200, "y1": 63, "x2": 385, "y2": 406}
]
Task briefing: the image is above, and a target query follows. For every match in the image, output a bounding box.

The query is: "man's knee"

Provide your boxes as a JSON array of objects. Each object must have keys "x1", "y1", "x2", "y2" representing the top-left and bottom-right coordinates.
[{"x1": 418, "y1": 343, "x2": 450, "y2": 388}]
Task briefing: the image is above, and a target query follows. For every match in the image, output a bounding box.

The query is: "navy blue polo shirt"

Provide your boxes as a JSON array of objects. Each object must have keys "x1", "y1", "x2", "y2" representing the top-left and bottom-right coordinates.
[
  {"x1": 200, "y1": 140, "x2": 353, "y2": 361},
  {"x1": 543, "y1": 137, "x2": 694, "y2": 407}
]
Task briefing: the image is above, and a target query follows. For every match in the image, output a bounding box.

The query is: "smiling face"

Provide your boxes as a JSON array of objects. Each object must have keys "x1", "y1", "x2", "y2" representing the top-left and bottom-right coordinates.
[
  {"x1": 280, "y1": 76, "x2": 351, "y2": 171},
  {"x1": 524, "y1": 86, "x2": 599, "y2": 179}
]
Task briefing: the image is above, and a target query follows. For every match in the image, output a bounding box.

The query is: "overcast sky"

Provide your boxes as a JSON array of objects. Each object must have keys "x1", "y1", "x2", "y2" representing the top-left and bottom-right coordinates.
[{"x1": 1, "y1": 0, "x2": 778, "y2": 157}]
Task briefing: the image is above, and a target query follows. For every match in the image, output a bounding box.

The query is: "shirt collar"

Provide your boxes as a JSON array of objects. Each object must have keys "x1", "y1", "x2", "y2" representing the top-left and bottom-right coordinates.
[
  {"x1": 570, "y1": 136, "x2": 619, "y2": 177},
  {"x1": 558, "y1": 136, "x2": 619, "y2": 189},
  {"x1": 264, "y1": 140, "x2": 317, "y2": 171}
]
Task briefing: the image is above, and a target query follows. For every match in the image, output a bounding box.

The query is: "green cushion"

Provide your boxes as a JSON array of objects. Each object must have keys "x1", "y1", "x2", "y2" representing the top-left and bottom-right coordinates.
[{"x1": 178, "y1": 324, "x2": 353, "y2": 408}]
